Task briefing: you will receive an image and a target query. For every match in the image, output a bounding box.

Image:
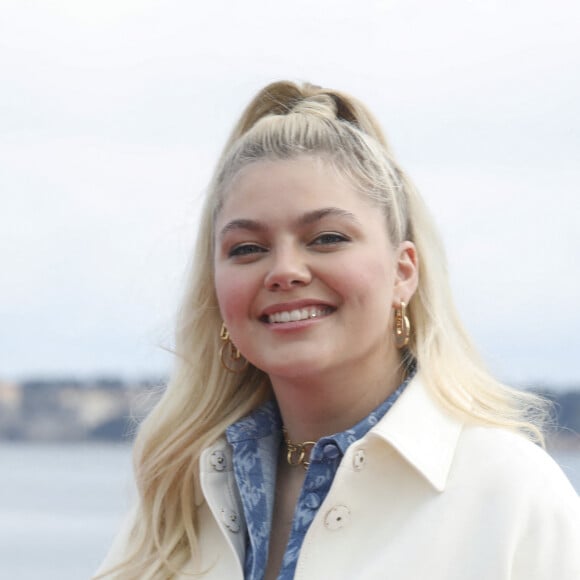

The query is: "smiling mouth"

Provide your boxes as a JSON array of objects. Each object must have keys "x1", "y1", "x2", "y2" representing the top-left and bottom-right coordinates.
[{"x1": 264, "y1": 306, "x2": 334, "y2": 324}]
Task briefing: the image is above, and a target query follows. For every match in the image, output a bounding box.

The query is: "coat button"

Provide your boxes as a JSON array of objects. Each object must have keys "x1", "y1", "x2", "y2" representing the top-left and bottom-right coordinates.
[
  {"x1": 353, "y1": 448, "x2": 366, "y2": 470},
  {"x1": 210, "y1": 450, "x2": 227, "y2": 471},
  {"x1": 322, "y1": 443, "x2": 340, "y2": 460},
  {"x1": 324, "y1": 505, "x2": 351, "y2": 530},
  {"x1": 220, "y1": 507, "x2": 240, "y2": 533}
]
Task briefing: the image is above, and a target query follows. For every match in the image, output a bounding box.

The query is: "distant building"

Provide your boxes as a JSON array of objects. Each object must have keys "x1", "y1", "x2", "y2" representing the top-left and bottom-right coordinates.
[{"x1": 0, "y1": 377, "x2": 162, "y2": 442}]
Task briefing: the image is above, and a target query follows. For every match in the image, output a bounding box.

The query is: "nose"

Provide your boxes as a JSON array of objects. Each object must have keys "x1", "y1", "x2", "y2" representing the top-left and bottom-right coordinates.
[{"x1": 264, "y1": 246, "x2": 312, "y2": 291}]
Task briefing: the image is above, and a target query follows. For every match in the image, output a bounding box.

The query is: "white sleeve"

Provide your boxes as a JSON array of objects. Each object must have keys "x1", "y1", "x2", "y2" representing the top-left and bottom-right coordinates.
[{"x1": 511, "y1": 460, "x2": 580, "y2": 580}]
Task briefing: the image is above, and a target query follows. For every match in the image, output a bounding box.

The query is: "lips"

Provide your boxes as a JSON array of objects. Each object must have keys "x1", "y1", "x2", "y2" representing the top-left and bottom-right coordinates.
[
  {"x1": 259, "y1": 301, "x2": 335, "y2": 324},
  {"x1": 267, "y1": 306, "x2": 332, "y2": 324}
]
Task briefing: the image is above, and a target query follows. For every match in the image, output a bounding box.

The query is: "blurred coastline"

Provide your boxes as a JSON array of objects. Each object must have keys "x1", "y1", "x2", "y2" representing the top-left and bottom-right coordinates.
[
  {"x1": 0, "y1": 377, "x2": 162, "y2": 443},
  {"x1": 1, "y1": 377, "x2": 579, "y2": 449}
]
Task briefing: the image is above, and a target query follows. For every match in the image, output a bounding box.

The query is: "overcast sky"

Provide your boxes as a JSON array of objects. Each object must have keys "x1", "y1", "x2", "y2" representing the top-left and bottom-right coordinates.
[{"x1": 1, "y1": 0, "x2": 579, "y2": 389}]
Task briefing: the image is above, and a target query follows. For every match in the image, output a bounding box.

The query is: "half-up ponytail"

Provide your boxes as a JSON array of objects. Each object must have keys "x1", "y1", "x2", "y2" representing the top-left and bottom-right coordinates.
[{"x1": 222, "y1": 81, "x2": 391, "y2": 153}]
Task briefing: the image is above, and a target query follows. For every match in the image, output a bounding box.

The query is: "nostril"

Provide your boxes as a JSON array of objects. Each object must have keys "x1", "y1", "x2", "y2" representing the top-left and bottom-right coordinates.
[
  {"x1": 266, "y1": 278, "x2": 307, "y2": 291},
  {"x1": 264, "y1": 261, "x2": 312, "y2": 290}
]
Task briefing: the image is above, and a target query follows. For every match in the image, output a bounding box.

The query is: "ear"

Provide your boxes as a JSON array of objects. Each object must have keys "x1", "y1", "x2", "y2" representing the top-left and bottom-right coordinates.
[{"x1": 393, "y1": 241, "x2": 419, "y2": 305}]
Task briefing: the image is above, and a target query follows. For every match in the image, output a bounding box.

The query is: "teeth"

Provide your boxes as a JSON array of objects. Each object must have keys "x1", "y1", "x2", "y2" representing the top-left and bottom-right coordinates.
[{"x1": 268, "y1": 306, "x2": 330, "y2": 324}]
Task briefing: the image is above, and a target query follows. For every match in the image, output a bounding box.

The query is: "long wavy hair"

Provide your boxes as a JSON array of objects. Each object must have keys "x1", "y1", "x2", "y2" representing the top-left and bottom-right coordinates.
[{"x1": 98, "y1": 81, "x2": 550, "y2": 578}]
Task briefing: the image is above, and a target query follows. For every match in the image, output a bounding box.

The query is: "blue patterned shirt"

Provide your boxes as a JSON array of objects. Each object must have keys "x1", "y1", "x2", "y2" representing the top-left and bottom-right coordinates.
[{"x1": 225, "y1": 371, "x2": 414, "y2": 580}]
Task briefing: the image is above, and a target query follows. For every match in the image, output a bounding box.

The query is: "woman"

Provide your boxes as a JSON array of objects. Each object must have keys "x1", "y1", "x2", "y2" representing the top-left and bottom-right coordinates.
[{"x1": 96, "y1": 81, "x2": 580, "y2": 579}]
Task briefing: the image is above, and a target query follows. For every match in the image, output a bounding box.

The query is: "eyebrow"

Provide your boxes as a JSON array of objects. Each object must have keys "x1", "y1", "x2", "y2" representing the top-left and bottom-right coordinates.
[{"x1": 218, "y1": 207, "x2": 361, "y2": 239}]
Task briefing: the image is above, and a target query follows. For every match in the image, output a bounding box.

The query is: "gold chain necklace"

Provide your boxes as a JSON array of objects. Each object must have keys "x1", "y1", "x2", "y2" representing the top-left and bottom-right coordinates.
[{"x1": 282, "y1": 427, "x2": 316, "y2": 469}]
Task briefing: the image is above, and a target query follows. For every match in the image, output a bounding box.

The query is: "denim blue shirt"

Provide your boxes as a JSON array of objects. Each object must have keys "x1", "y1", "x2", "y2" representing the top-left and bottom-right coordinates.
[{"x1": 225, "y1": 370, "x2": 414, "y2": 580}]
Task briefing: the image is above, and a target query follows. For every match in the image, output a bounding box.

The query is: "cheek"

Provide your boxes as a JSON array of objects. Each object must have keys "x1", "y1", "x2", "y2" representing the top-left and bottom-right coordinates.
[
  {"x1": 337, "y1": 257, "x2": 395, "y2": 305},
  {"x1": 214, "y1": 267, "x2": 255, "y2": 323},
  {"x1": 214, "y1": 271, "x2": 235, "y2": 321}
]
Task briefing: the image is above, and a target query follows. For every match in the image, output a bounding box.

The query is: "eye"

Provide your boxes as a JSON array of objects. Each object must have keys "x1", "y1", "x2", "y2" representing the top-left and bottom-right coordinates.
[
  {"x1": 309, "y1": 232, "x2": 350, "y2": 247},
  {"x1": 228, "y1": 243, "x2": 267, "y2": 258}
]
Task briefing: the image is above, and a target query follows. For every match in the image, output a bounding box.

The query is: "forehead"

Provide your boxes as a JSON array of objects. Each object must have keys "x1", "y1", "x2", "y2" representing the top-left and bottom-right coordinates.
[{"x1": 216, "y1": 156, "x2": 381, "y2": 225}]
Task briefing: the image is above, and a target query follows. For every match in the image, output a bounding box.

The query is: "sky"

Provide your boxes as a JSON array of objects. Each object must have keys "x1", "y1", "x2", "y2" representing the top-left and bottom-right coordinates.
[{"x1": 1, "y1": 0, "x2": 579, "y2": 389}]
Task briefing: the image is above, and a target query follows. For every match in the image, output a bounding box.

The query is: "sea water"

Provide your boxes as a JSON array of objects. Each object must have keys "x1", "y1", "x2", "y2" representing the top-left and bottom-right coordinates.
[{"x1": 0, "y1": 443, "x2": 133, "y2": 580}]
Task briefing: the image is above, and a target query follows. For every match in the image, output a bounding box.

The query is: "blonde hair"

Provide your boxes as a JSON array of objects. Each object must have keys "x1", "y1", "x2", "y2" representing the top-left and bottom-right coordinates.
[{"x1": 99, "y1": 81, "x2": 550, "y2": 578}]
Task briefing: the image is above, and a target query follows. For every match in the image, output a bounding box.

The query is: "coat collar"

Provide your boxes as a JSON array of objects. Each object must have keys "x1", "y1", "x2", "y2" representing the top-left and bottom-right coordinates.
[{"x1": 370, "y1": 372, "x2": 464, "y2": 492}]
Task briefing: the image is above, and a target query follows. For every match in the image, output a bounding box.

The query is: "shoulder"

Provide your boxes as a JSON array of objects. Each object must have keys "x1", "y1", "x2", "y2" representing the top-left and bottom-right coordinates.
[
  {"x1": 452, "y1": 425, "x2": 580, "y2": 541},
  {"x1": 93, "y1": 506, "x2": 138, "y2": 578},
  {"x1": 451, "y1": 427, "x2": 580, "y2": 579},
  {"x1": 455, "y1": 425, "x2": 577, "y2": 496}
]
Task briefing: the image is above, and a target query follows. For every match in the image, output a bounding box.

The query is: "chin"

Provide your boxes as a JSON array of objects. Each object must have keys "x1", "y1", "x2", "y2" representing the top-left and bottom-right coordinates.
[{"x1": 255, "y1": 355, "x2": 330, "y2": 382}]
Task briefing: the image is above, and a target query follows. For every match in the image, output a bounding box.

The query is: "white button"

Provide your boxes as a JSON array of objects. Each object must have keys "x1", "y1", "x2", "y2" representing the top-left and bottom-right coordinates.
[
  {"x1": 353, "y1": 448, "x2": 366, "y2": 470},
  {"x1": 210, "y1": 450, "x2": 227, "y2": 471},
  {"x1": 220, "y1": 507, "x2": 240, "y2": 533},
  {"x1": 324, "y1": 505, "x2": 351, "y2": 530}
]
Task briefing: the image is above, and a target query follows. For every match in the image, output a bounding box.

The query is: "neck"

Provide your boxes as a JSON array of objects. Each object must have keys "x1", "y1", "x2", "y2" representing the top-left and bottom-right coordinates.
[{"x1": 270, "y1": 352, "x2": 405, "y2": 443}]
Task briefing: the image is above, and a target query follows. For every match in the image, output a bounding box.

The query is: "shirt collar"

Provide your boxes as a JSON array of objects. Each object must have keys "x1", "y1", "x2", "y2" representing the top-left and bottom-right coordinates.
[
  {"x1": 370, "y1": 371, "x2": 464, "y2": 492},
  {"x1": 226, "y1": 399, "x2": 281, "y2": 444}
]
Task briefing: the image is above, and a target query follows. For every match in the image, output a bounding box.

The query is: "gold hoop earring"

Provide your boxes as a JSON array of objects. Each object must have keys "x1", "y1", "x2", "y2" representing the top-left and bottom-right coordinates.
[
  {"x1": 219, "y1": 323, "x2": 249, "y2": 373},
  {"x1": 394, "y1": 301, "x2": 411, "y2": 349}
]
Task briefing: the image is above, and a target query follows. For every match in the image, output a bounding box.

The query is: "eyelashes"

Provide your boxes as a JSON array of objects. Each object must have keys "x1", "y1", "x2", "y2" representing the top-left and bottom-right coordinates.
[
  {"x1": 228, "y1": 243, "x2": 267, "y2": 258},
  {"x1": 226, "y1": 232, "x2": 351, "y2": 260},
  {"x1": 309, "y1": 232, "x2": 350, "y2": 246}
]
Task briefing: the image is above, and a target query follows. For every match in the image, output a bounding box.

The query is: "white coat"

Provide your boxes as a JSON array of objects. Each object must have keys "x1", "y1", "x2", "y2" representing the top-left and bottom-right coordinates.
[{"x1": 96, "y1": 375, "x2": 580, "y2": 579}]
